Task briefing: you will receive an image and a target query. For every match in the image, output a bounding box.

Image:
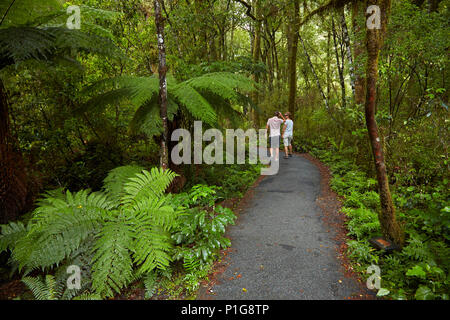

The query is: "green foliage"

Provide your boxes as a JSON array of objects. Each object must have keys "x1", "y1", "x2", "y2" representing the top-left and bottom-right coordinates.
[
  {"x1": 0, "y1": 163, "x2": 247, "y2": 299},
  {"x1": 143, "y1": 271, "x2": 158, "y2": 299},
  {"x1": 312, "y1": 143, "x2": 449, "y2": 300},
  {"x1": 0, "y1": 166, "x2": 180, "y2": 298},
  {"x1": 172, "y1": 205, "x2": 235, "y2": 266},
  {"x1": 0, "y1": 26, "x2": 124, "y2": 70},
  {"x1": 187, "y1": 184, "x2": 221, "y2": 207},
  {"x1": 101, "y1": 165, "x2": 145, "y2": 205},
  {"x1": 78, "y1": 72, "x2": 255, "y2": 138},
  {"x1": 22, "y1": 275, "x2": 63, "y2": 300},
  {"x1": 344, "y1": 207, "x2": 380, "y2": 240}
]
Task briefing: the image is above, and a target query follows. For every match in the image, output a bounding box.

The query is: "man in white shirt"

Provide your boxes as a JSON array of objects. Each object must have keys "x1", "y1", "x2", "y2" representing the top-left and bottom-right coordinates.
[
  {"x1": 281, "y1": 112, "x2": 294, "y2": 159},
  {"x1": 266, "y1": 111, "x2": 285, "y2": 161}
]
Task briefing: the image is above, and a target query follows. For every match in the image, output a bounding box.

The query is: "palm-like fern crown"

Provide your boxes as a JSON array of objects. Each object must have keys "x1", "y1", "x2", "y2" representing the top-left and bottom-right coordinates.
[
  {"x1": 0, "y1": 2, "x2": 124, "y2": 70},
  {"x1": 78, "y1": 72, "x2": 256, "y2": 137},
  {"x1": 0, "y1": 165, "x2": 179, "y2": 298}
]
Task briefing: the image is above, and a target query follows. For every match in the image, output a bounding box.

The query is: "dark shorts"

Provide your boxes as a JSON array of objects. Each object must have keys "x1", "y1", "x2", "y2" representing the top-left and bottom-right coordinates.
[{"x1": 270, "y1": 135, "x2": 280, "y2": 148}]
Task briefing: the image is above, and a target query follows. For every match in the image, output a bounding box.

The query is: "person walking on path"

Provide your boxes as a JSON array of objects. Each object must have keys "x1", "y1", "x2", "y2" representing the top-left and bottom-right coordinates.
[
  {"x1": 266, "y1": 111, "x2": 285, "y2": 161},
  {"x1": 281, "y1": 112, "x2": 294, "y2": 159}
]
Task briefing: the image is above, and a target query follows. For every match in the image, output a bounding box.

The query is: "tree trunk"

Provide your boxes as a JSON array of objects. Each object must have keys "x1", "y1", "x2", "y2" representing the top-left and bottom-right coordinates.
[
  {"x1": 287, "y1": 0, "x2": 300, "y2": 118},
  {"x1": 0, "y1": 78, "x2": 28, "y2": 223},
  {"x1": 251, "y1": 0, "x2": 261, "y2": 127},
  {"x1": 326, "y1": 29, "x2": 331, "y2": 100},
  {"x1": 340, "y1": 6, "x2": 355, "y2": 98},
  {"x1": 364, "y1": 0, "x2": 404, "y2": 246},
  {"x1": 352, "y1": 1, "x2": 366, "y2": 106},
  {"x1": 154, "y1": 0, "x2": 169, "y2": 170},
  {"x1": 331, "y1": 15, "x2": 346, "y2": 109}
]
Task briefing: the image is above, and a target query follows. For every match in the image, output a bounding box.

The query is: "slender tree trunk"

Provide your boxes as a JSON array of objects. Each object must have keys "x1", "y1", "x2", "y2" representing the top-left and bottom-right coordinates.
[
  {"x1": 340, "y1": 6, "x2": 355, "y2": 98},
  {"x1": 251, "y1": 0, "x2": 261, "y2": 127},
  {"x1": 287, "y1": 0, "x2": 300, "y2": 118},
  {"x1": 364, "y1": 0, "x2": 403, "y2": 246},
  {"x1": 352, "y1": 1, "x2": 366, "y2": 105},
  {"x1": 332, "y1": 15, "x2": 346, "y2": 109},
  {"x1": 154, "y1": 0, "x2": 169, "y2": 170},
  {"x1": 326, "y1": 29, "x2": 332, "y2": 100}
]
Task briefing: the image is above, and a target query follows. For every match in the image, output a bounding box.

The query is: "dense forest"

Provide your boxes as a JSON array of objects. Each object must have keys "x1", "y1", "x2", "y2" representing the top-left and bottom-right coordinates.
[{"x1": 0, "y1": 0, "x2": 448, "y2": 301}]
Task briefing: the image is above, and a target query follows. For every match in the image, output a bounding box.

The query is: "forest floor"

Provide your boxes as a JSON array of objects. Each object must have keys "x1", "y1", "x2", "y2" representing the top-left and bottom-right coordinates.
[{"x1": 198, "y1": 152, "x2": 375, "y2": 300}]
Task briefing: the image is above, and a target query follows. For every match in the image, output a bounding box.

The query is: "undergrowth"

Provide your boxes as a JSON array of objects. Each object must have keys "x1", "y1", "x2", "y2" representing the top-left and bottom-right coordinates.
[{"x1": 296, "y1": 143, "x2": 449, "y2": 300}]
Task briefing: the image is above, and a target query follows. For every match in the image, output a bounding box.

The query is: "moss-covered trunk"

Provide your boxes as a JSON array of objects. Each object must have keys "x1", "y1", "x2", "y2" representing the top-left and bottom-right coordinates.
[{"x1": 364, "y1": 0, "x2": 404, "y2": 246}]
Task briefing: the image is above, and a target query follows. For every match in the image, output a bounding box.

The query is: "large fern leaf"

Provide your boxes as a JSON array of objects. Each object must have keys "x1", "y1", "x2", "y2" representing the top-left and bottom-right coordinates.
[
  {"x1": 121, "y1": 168, "x2": 177, "y2": 206},
  {"x1": 0, "y1": 221, "x2": 27, "y2": 252},
  {"x1": 12, "y1": 190, "x2": 111, "y2": 270},
  {"x1": 91, "y1": 218, "x2": 134, "y2": 297},
  {"x1": 0, "y1": 26, "x2": 123, "y2": 70},
  {"x1": 102, "y1": 165, "x2": 145, "y2": 206},
  {"x1": 22, "y1": 275, "x2": 64, "y2": 300}
]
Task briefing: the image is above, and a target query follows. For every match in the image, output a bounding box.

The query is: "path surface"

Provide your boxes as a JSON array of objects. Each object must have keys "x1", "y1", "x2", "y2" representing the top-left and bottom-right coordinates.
[{"x1": 202, "y1": 152, "x2": 365, "y2": 300}]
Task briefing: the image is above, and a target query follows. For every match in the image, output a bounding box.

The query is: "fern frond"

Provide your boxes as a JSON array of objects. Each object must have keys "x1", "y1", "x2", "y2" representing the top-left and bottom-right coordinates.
[
  {"x1": 72, "y1": 292, "x2": 102, "y2": 300},
  {"x1": 121, "y1": 168, "x2": 177, "y2": 206},
  {"x1": 22, "y1": 275, "x2": 64, "y2": 300},
  {"x1": 170, "y1": 82, "x2": 217, "y2": 126},
  {"x1": 0, "y1": 221, "x2": 27, "y2": 253},
  {"x1": 130, "y1": 198, "x2": 177, "y2": 231},
  {"x1": 102, "y1": 165, "x2": 145, "y2": 206},
  {"x1": 143, "y1": 271, "x2": 158, "y2": 299},
  {"x1": 184, "y1": 72, "x2": 255, "y2": 102},
  {"x1": 77, "y1": 76, "x2": 159, "y2": 114},
  {"x1": 133, "y1": 224, "x2": 173, "y2": 275},
  {"x1": 0, "y1": 27, "x2": 55, "y2": 67},
  {"x1": 183, "y1": 253, "x2": 201, "y2": 274},
  {"x1": 129, "y1": 96, "x2": 178, "y2": 137},
  {"x1": 91, "y1": 219, "x2": 134, "y2": 297},
  {"x1": 0, "y1": 26, "x2": 123, "y2": 70},
  {"x1": 12, "y1": 190, "x2": 110, "y2": 270}
]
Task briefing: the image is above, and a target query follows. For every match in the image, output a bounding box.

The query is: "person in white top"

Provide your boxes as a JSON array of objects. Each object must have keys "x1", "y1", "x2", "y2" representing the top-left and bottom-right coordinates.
[
  {"x1": 281, "y1": 112, "x2": 294, "y2": 159},
  {"x1": 265, "y1": 111, "x2": 286, "y2": 161}
]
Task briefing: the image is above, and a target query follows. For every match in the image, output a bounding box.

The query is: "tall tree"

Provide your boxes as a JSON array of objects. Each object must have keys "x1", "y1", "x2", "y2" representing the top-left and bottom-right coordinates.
[
  {"x1": 364, "y1": 0, "x2": 404, "y2": 245},
  {"x1": 286, "y1": 0, "x2": 300, "y2": 118},
  {"x1": 251, "y1": 0, "x2": 262, "y2": 127},
  {"x1": 340, "y1": 6, "x2": 355, "y2": 98},
  {"x1": 154, "y1": 0, "x2": 169, "y2": 170},
  {"x1": 331, "y1": 14, "x2": 346, "y2": 108},
  {"x1": 352, "y1": 0, "x2": 366, "y2": 105}
]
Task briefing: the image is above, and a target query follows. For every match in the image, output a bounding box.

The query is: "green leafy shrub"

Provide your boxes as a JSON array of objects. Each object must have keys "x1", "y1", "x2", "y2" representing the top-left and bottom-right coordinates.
[
  {"x1": 344, "y1": 207, "x2": 381, "y2": 240},
  {"x1": 172, "y1": 205, "x2": 236, "y2": 270},
  {"x1": 0, "y1": 165, "x2": 179, "y2": 298}
]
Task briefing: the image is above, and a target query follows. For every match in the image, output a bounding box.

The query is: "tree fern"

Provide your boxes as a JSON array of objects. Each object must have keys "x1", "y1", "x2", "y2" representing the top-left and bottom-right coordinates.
[
  {"x1": 77, "y1": 72, "x2": 255, "y2": 138},
  {"x1": 0, "y1": 26, "x2": 123, "y2": 70}
]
